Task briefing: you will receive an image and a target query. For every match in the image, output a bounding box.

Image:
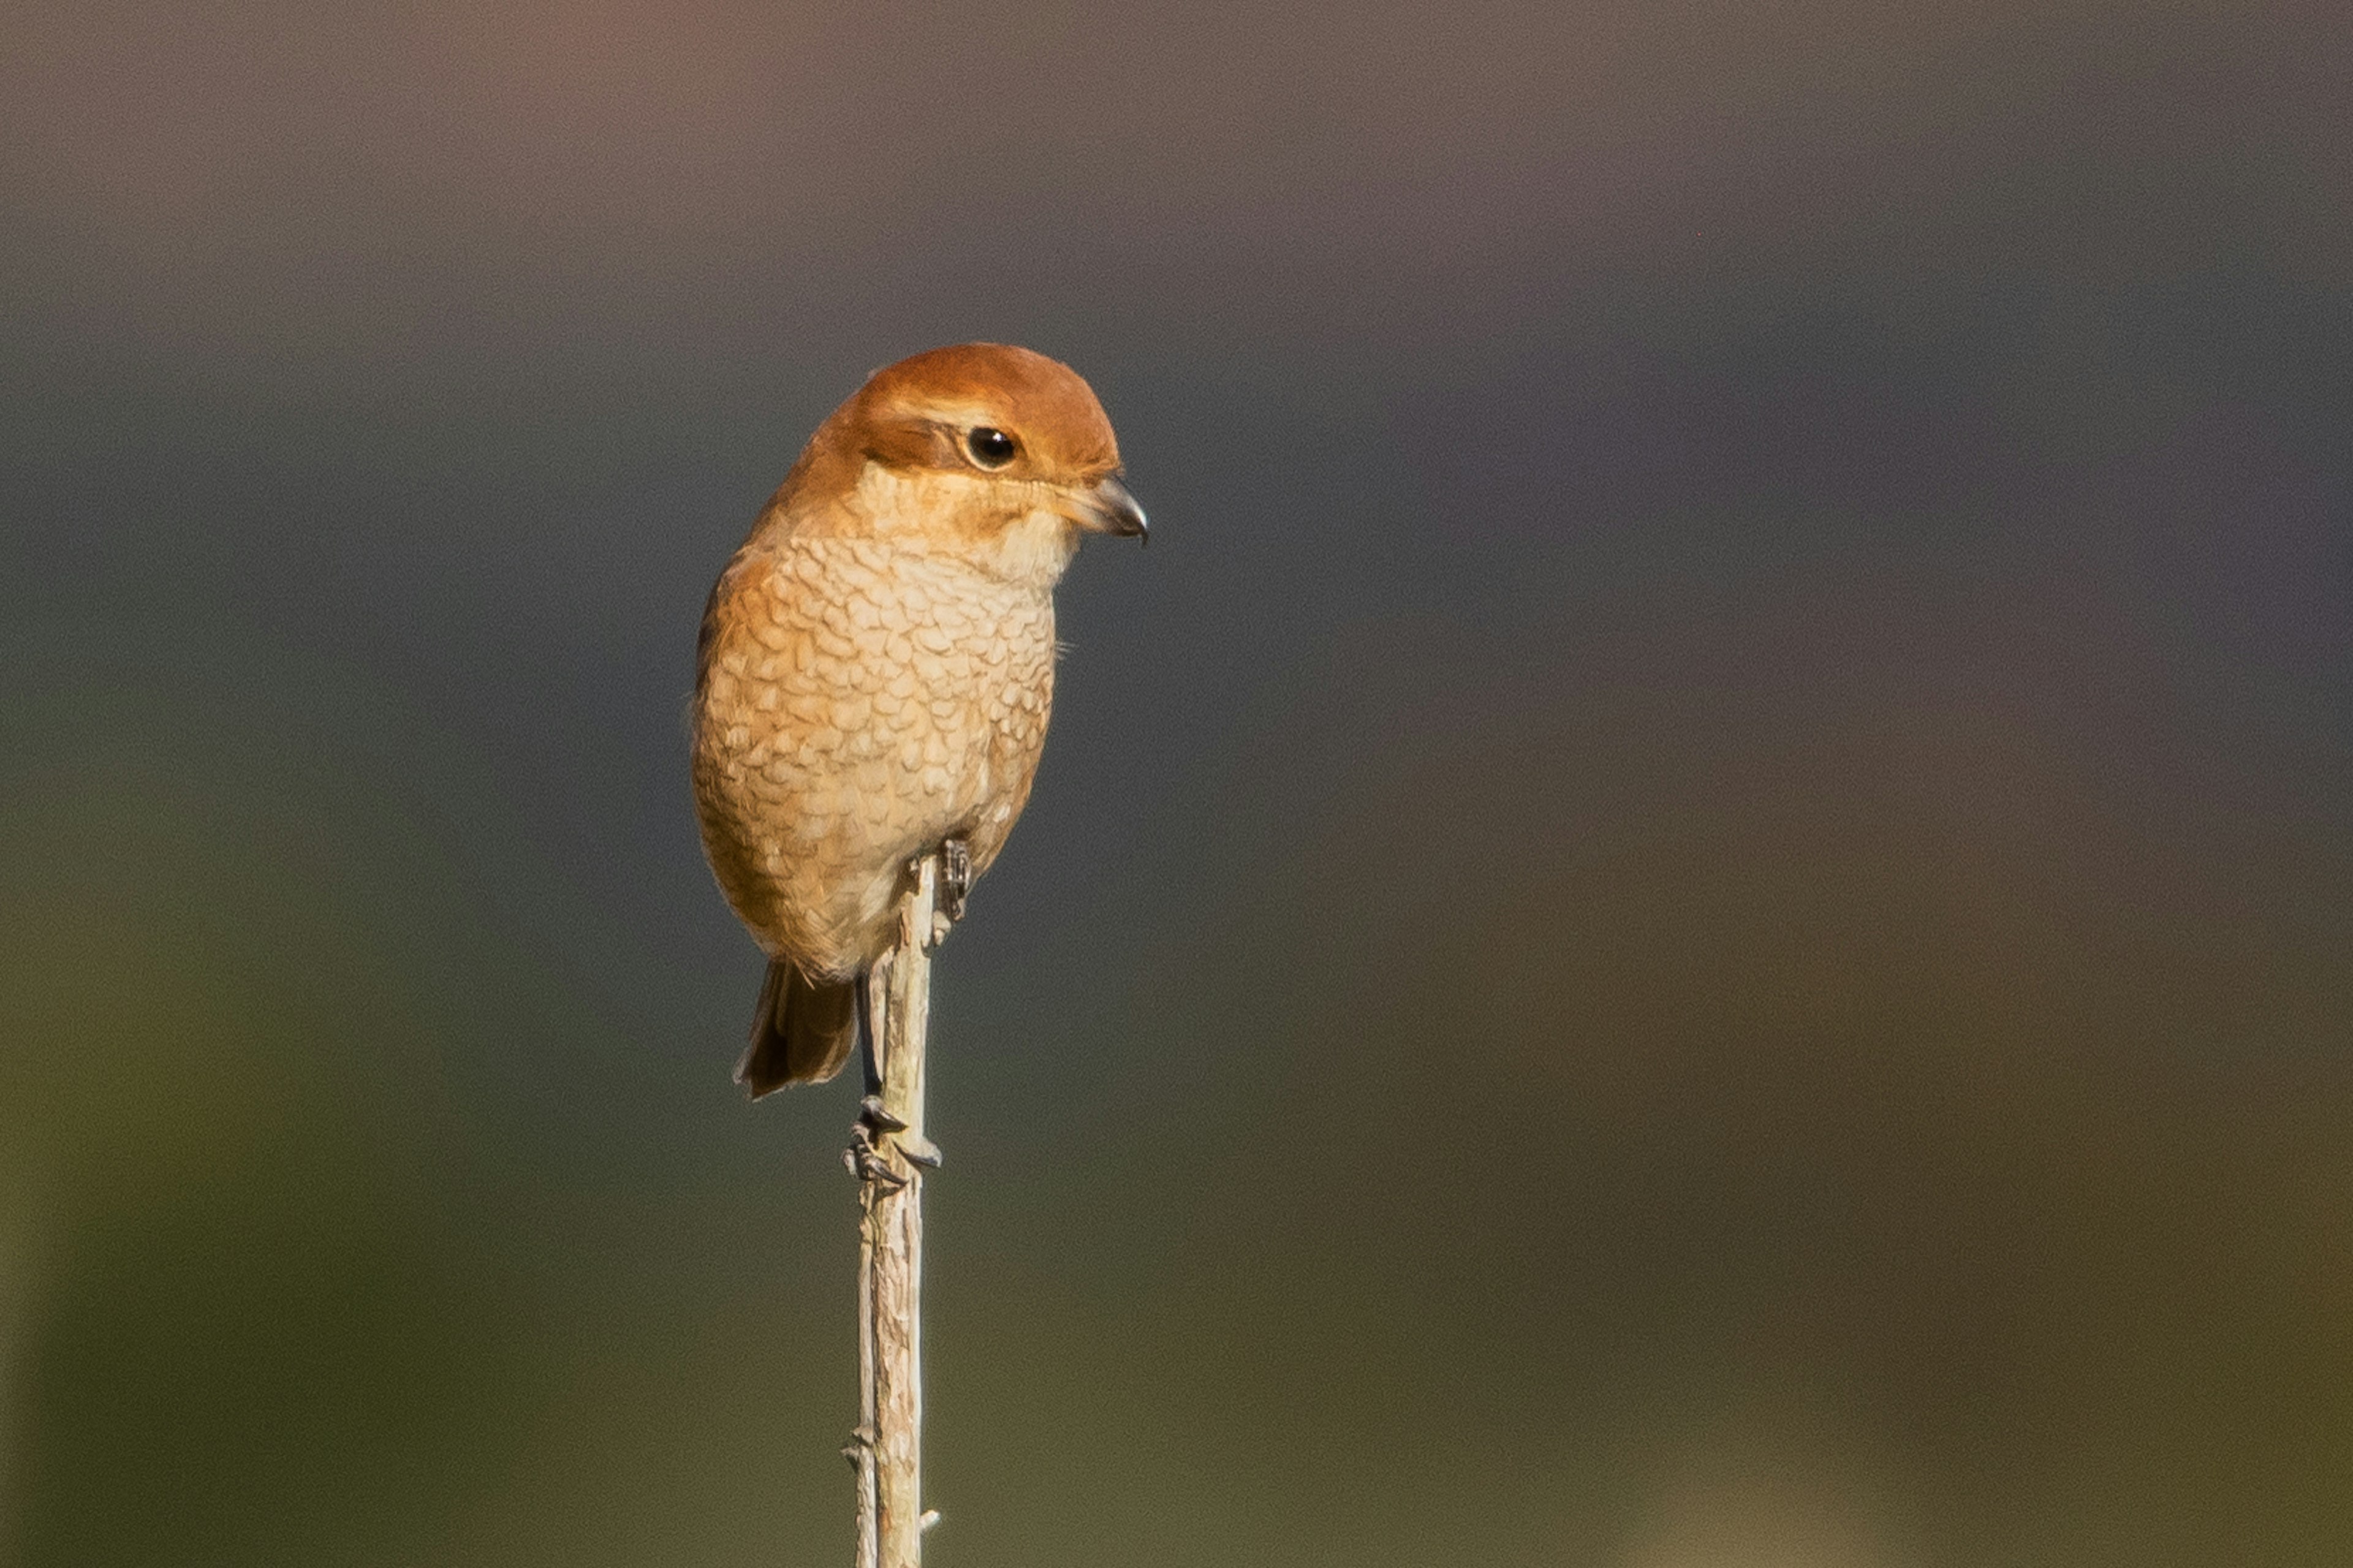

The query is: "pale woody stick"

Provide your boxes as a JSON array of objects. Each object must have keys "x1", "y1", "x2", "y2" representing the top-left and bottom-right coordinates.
[{"x1": 846, "y1": 852, "x2": 947, "y2": 1568}]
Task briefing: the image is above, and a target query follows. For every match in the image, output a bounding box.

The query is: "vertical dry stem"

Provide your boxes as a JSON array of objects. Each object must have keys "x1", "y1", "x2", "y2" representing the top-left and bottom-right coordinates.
[{"x1": 849, "y1": 854, "x2": 941, "y2": 1568}]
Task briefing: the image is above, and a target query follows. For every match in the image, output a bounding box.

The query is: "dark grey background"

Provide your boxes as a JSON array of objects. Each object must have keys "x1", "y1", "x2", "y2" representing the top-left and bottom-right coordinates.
[{"x1": 4, "y1": 2, "x2": 2349, "y2": 1562}]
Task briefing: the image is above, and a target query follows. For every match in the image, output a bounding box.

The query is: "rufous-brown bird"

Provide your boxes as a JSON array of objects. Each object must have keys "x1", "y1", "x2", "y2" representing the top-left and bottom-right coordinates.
[{"x1": 692, "y1": 343, "x2": 1146, "y2": 1095}]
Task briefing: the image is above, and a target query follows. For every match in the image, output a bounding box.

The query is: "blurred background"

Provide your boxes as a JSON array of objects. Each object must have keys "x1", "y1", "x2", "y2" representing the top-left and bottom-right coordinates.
[{"x1": 3, "y1": 1, "x2": 2348, "y2": 1563}]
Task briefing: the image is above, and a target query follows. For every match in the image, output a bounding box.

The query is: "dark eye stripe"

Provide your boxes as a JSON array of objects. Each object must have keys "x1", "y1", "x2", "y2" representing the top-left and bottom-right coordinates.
[{"x1": 966, "y1": 427, "x2": 1017, "y2": 469}]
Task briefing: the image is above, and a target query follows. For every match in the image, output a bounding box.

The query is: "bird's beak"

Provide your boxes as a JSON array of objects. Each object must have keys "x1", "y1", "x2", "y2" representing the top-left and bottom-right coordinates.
[{"x1": 1073, "y1": 474, "x2": 1149, "y2": 543}]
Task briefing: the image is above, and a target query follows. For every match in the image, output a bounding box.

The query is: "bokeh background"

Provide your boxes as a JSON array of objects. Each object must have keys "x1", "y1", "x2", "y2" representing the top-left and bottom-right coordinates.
[{"x1": 4, "y1": 1, "x2": 2349, "y2": 1563}]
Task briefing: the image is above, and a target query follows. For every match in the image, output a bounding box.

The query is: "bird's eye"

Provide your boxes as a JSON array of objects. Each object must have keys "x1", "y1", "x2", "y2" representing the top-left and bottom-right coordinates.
[{"x1": 965, "y1": 427, "x2": 1018, "y2": 469}]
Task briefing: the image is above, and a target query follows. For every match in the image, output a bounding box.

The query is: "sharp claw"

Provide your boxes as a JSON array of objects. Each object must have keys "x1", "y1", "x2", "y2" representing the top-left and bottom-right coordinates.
[
  {"x1": 851, "y1": 1099, "x2": 939, "y2": 1173},
  {"x1": 845, "y1": 1121, "x2": 909, "y2": 1187}
]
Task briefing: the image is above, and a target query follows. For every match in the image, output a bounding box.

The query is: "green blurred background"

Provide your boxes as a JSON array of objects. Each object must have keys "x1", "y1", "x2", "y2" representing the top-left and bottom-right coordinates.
[{"x1": 4, "y1": 2, "x2": 2349, "y2": 1562}]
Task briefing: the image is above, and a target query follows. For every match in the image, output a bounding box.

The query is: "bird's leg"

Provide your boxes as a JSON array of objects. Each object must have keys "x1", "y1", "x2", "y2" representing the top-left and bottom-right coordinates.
[
  {"x1": 844, "y1": 966, "x2": 906, "y2": 1184},
  {"x1": 844, "y1": 958, "x2": 941, "y2": 1175},
  {"x1": 938, "y1": 836, "x2": 972, "y2": 924},
  {"x1": 856, "y1": 968, "x2": 882, "y2": 1097}
]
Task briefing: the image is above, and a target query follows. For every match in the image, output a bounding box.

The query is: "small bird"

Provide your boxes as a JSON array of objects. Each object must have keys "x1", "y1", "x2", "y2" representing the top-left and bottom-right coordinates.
[{"x1": 692, "y1": 344, "x2": 1146, "y2": 1095}]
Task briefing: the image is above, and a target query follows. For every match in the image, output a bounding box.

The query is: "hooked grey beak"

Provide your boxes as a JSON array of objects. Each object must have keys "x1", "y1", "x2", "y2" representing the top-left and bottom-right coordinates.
[{"x1": 1080, "y1": 474, "x2": 1149, "y2": 543}]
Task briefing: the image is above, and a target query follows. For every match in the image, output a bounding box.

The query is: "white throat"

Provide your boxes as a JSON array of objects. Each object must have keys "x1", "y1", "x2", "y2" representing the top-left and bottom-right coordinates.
[
  {"x1": 989, "y1": 507, "x2": 1082, "y2": 587},
  {"x1": 852, "y1": 463, "x2": 1079, "y2": 589}
]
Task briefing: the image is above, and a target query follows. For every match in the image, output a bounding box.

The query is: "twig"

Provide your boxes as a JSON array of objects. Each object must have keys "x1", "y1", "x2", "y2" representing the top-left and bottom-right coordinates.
[{"x1": 844, "y1": 852, "x2": 946, "y2": 1568}]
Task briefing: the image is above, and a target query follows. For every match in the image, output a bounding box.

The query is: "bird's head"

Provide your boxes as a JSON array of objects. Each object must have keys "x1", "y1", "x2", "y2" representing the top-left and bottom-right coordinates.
[{"x1": 786, "y1": 343, "x2": 1146, "y2": 582}]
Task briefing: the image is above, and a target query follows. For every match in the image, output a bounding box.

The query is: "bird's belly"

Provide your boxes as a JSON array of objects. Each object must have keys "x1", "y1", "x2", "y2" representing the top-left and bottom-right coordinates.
[{"x1": 692, "y1": 545, "x2": 1055, "y2": 975}]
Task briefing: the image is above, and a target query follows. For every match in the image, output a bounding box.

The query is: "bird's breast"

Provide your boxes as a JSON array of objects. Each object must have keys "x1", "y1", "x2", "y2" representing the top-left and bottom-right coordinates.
[{"x1": 692, "y1": 536, "x2": 1057, "y2": 970}]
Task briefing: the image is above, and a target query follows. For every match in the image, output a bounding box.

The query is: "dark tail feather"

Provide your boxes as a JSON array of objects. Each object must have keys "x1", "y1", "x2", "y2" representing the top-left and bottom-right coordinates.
[{"x1": 736, "y1": 960, "x2": 860, "y2": 1096}]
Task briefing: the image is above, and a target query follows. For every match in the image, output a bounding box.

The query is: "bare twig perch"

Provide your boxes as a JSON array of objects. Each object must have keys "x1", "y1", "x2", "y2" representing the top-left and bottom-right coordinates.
[{"x1": 845, "y1": 852, "x2": 948, "y2": 1568}]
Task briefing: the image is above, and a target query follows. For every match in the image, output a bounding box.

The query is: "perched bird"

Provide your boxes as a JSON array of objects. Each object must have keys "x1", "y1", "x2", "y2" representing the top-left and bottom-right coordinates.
[{"x1": 692, "y1": 343, "x2": 1146, "y2": 1095}]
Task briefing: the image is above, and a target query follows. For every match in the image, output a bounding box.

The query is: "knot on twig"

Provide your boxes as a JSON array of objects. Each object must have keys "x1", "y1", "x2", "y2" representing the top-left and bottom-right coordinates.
[{"x1": 841, "y1": 1424, "x2": 877, "y2": 1472}]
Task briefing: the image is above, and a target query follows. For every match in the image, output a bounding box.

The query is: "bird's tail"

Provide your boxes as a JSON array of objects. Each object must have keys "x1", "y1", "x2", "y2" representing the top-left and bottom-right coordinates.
[{"x1": 737, "y1": 960, "x2": 860, "y2": 1096}]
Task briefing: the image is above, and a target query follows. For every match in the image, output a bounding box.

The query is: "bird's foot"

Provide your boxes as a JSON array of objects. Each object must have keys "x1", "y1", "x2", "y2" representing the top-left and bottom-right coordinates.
[
  {"x1": 938, "y1": 836, "x2": 972, "y2": 924},
  {"x1": 847, "y1": 1094, "x2": 942, "y2": 1178},
  {"x1": 843, "y1": 1123, "x2": 906, "y2": 1189}
]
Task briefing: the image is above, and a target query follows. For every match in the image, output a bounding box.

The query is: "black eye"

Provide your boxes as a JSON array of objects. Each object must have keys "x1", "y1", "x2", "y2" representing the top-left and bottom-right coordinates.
[{"x1": 965, "y1": 426, "x2": 1017, "y2": 469}]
